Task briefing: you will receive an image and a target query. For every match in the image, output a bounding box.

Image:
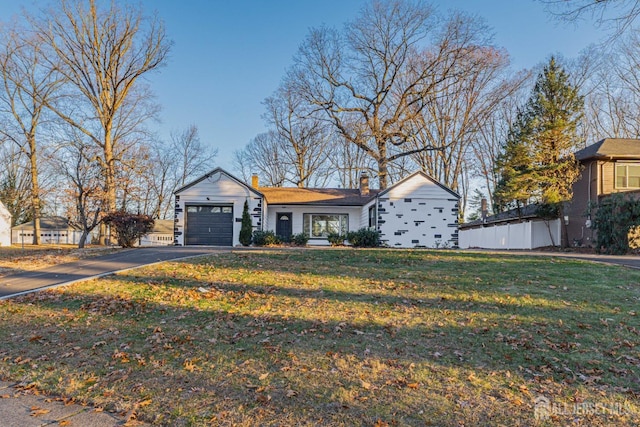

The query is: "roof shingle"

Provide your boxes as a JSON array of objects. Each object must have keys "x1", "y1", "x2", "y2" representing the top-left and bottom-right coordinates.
[
  {"x1": 258, "y1": 187, "x2": 378, "y2": 206},
  {"x1": 575, "y1": 138, "x2": 640, "y2": 161}
]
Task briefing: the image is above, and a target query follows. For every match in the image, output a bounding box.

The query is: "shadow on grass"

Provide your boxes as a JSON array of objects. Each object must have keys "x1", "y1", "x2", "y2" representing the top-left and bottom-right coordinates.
[{"x1": 1, "y1": 249, "x2": 639, "y2": 425}]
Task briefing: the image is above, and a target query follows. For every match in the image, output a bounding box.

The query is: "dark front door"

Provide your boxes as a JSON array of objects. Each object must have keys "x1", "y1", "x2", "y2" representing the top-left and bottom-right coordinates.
[
  {"x1": 276, "y1": 212, "x2": 292, "y2": 241},
  {"x1": 185, "y1": 205, "x2": 234, "y2": 246}
]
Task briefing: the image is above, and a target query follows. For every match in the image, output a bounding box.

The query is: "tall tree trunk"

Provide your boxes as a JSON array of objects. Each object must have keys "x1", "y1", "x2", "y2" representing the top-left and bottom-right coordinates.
[
  {"x1": 100, "y1": 126, "x2": 116, "y2": 245},
  {"x1": 27, "y1": 136, "x2": 41, "y2": 245},
  {"x1": 377, "y1": 141, "x2": 388, "y2": 190}
]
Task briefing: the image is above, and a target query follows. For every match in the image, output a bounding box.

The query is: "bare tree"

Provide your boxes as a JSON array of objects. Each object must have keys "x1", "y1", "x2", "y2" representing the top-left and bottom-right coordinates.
[
  {"x1": 541, "y1": 0, "x2": 640, "y2": 37},
  {"x1": 471, "y1": 81, "x2": 531, "y2": 214},
  {"x1": 291, "y1": 1, "x2": 497, "y2": 189},
  {"x1": 0, "y1": 26, "x2": 62, "y2": 243},
  {"x1": 0, "y1": 142, "x2": 32, "y2": 226},
  {"x1": 233, "y1": 132, "x2": 287, "y2": 187},
  {"x1": 577, "y1": 34, "x2": 640, "y2": 142},
  {"x1": 32, "y1": 0, "x2": 170, "y2": 243},
  {"x1": 407, "y1": 41, "x2": 514, "y2": 216},
  {"x1": 127, "y1": 129, "x2": 216, "y2": 220},
  {"x1": 134, "y1": 142, "x2": 172, "y2": 219},
  {"x1": 327, "y1": 136, "x2": 375, "y2": 189},
  {"x1": 54, "y1": 134, "x2": 103, "y2": 248},
  {"x1": 170, "y1": 125, "x2": 218, "y2": 187},
  {"x1": 263, "y1": 78, "x2": 333, "y2": 188}
]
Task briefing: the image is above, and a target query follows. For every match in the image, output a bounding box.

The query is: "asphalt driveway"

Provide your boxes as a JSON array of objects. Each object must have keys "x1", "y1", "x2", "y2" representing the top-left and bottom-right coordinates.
[{"x1": 0, "y1": 246, "x2": 230, "y2": 299}]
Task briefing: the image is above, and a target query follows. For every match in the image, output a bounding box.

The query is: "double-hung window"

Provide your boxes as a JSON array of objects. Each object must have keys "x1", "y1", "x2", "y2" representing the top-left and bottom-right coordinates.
[
  {"x1": 303, "y1": 214, "x2": 348, "y2": 238},
  {"x1": 368, "y1": 206, "x2": 376, "y2": 229},
  {"x1": 615, "y1": 163, "x2": 640, "y2": 189}
]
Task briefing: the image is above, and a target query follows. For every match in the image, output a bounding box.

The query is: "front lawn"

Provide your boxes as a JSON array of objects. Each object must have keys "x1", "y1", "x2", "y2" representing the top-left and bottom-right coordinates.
[{"x1": 0, "y1": 249, "x2": 638, "y2": 426}]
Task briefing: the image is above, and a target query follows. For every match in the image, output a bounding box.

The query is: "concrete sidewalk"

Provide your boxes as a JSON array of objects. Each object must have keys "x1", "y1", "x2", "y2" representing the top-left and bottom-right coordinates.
[{"x1": 0, "y1": 380, "x2": 144, "y2": 426}]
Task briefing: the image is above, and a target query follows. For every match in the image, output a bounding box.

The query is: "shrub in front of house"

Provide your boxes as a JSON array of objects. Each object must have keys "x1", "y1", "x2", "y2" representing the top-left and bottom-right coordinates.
[
  {"x1": 291, "y1": 232, "x2": 309, "y2": 246},
  {"x1": 102, "y1": 211, "x2": 154, "y2": 248},
  {"x1": 347, "y1": 228, "x2": 381, "y2": 248},
  {"x1": 239, "y1": 200, "x2": 253, "y2": 246},
  {"x1": 252, "y1": 230, "x2": 281, "y2": 246},
  {"x1": 327, "y1": 232, "x2": 345, "y2": 246}
]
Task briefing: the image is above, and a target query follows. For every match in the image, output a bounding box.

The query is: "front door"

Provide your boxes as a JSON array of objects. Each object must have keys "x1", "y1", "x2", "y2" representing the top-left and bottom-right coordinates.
[{"x1": 276, "y1": 212, "x2": 292, "y2": 241}]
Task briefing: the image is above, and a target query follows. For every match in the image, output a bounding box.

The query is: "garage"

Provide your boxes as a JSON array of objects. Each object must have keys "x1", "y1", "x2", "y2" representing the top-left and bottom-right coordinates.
[{"x1": 185, "y1": 205, "x2": 233, "y2": 246}]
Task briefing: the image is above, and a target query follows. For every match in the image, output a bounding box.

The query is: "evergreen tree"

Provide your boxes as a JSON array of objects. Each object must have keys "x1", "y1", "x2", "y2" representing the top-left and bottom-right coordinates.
[
  {"x1": 494, "y1": 110, "x2": 536, "y2": 211},
  {"x1": 494, "y1": 57, "x2": 583, "y2": 246},
  {"x1": 239, "y1": 200, "x2": 252, "y2": 246}
]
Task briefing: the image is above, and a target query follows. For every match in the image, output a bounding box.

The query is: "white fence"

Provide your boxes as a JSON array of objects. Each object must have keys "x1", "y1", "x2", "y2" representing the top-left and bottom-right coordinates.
[{"x1": 459, "y1": 219, "x2": 561, "y2": 250}]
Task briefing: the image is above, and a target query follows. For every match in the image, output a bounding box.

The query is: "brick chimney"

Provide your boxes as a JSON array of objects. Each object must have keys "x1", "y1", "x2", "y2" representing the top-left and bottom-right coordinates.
[
  {"x1": 359, "y1": 172, "x2": 369, "y2": 196},
  {"x1": 251, "y1": 174, "x2": 259, "y2": 188}
]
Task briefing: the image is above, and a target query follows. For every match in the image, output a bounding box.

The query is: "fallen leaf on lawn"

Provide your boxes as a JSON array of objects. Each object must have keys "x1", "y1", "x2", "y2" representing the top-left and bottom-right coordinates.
[
  {"x1": 259, "y1": 373, "x2": 269, "y2": 380},
  {"x1": 256, "y1": 394, "x2": 271, "y2": 404},
  {"x1": 183, "y1": 358, "x2": 198, "y2": 372},
  {"x1": 361, "y1": 380, "x2": 371, "y2": 390},
  {"x1": 138, "y1": 399, "x2": 153, "y2": 407},
  {"x1": 30, "y1": 407, "x2": 51, "y2": 416},
  {"x1": 407, "y1": 382, "x2": 419, "y2": 389},
  {"x1": 59, "y1": 420, "x2": 71, "y2": 426},
  {"x1": 285, "y1": 389, "x2": 297, "y2": 397}
]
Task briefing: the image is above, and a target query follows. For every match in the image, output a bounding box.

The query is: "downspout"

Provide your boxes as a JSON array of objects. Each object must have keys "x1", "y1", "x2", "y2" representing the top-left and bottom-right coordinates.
[{"x1": 588, "y1": 161, "x2": 592, "y2": 206}]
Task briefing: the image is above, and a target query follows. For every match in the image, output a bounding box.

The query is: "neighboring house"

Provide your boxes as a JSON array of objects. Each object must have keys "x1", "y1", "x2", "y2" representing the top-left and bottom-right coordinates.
[
  {"x1": 174, "y1": 168, "x2": 460, "y2": 248},
  {"x1": 567, "y1": 138, "x2": 640, "y2": 247},
  {"x1": 138, "y1": 219, "x2": 174, "y2": 246},
  {"x1": 12, "y1": 216, "x2": 97, "y2": 245},
  {"x1": 0, "y1": 201, "x2": 11, "y2": 246},
  {"x1": 460, "y1": 138, "x2": 640, "y2": 249}
]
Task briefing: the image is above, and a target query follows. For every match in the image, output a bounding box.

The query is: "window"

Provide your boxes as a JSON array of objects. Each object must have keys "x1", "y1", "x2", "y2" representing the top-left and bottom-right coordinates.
[
  {"x1": 368, "y1": 206, "x2": 376, "y2": 228},
  {"x1": 303, "y1": 214, "x2": 348, "y2": 238},
  {"x1": 616, "y1": 163, "x2": 640, "y2": 189}
]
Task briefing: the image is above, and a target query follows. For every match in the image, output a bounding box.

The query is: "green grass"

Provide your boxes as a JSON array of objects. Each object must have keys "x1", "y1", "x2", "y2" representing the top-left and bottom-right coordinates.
[{"x1": 0, "y1": 249, "x2": 639, "y2": 426}]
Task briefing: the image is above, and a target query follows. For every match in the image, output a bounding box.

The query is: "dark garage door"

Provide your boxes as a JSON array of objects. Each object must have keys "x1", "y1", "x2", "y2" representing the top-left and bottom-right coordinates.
[{"x1": 185, "y1": 205, "x2": 234, "y2": 246}]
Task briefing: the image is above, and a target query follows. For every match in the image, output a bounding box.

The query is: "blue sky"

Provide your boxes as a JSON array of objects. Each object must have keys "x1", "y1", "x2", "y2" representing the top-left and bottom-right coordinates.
[{"x1": 2, "y1": 1, "x2": 606, "y2": 168}]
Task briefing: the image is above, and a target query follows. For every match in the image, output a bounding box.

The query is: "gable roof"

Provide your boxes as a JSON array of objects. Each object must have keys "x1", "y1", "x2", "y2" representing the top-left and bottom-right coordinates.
[
  {"x1": 575, "y1": 138, "x2": 640, "y2": 161},
  {"x1": 260, "y1": 171, "x2": 458, "y2": 204},
  {"x1": 12, "y1": 216, "x2": 80, "y2": 230},
  {"x1": 378, "y1": 170, "x2": 461, "y2": 199},
  {"x1": 174, "y1": 167, "x2": 264, "y2": 197},
  {"x1": 175, "y1": 168, "x2": 458, "y2": 206},
  {"x1": 150, "y1": 219, "x2": 174, "y2": 234},
  {"x1": 259, "y1": 187, "x2": 379, "y2": 206}
]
